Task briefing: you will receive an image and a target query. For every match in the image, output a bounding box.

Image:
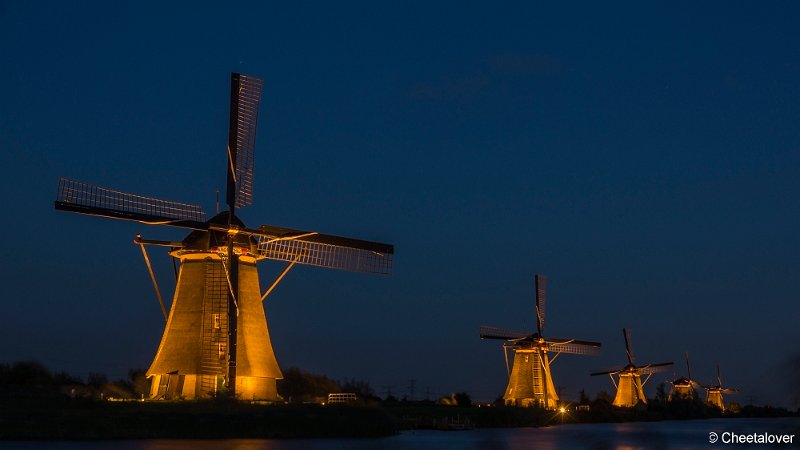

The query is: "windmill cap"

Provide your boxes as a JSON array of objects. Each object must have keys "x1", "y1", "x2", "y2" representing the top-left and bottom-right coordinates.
[{"x1": 179, "y1": 211, "x2": 257, "y2": 251}]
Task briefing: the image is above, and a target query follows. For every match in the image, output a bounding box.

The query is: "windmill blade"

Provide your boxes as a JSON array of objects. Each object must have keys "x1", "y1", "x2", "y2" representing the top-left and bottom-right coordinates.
[
  {"x1": 55, "y1": 178, "x2": 206, "y2": 228},
  {"x1": 639, "y1": 362, "x2": 674, "y2": 374},
  {"x1": 254, "y1": 224, "x2": 393, "y2": 274},
  {"x1": 590, "y1": 368, "x2": 624, "y2": 376},
  {"x1": 226, "y1": 72, "x2": 263, "y2": 210},
  {"x1": 534, "y1": 274, "x2": 546, "y2": 335},
  {"x1": 717, "y1": 363, "x2": 723, "y2": 386},
  {"x1": 480, "y1": 326, "x2": 531, "y2": 340},
  {"x1": 685, "y1": 351, "x2": 692, "y2": 380},
  {"x1": 623, "y1": 328, "x2": 635, "y2": 365},
  {"x1": 545, "y1": 338, "x2": 602, "y2": 355}
]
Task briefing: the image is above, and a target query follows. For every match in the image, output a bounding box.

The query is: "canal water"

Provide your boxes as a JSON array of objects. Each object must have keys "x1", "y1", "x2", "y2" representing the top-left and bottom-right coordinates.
[{"x1": 2, "y1": 418, "x2": 798, "y2": 450}]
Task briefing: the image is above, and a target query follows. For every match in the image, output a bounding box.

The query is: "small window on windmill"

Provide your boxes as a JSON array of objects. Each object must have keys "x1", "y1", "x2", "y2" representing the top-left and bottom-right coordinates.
[
  {"x1": 213, "y1": 314, "x2": 221, "y2": 329},
  {"x1": 218, "y1": 343, "x2": 225, "y2": 359}
]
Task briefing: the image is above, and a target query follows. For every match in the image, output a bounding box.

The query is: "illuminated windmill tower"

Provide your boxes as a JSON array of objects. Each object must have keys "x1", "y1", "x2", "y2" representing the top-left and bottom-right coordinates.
[
  {"x1": 704, "y1": 364, "x2": 737, "y2": 411},
  {"x1": 668, "y1": 352, "x2": 699, "y2": 400},
  {"x1": 480, "y1": 275, "x2": 602, "y2": 409},
  {"x1": 591, "y1": 328, "x2": 673, "y2": 407},
  {"x1": 54, "y1": 73, "x2": 394, "y2": 400}
]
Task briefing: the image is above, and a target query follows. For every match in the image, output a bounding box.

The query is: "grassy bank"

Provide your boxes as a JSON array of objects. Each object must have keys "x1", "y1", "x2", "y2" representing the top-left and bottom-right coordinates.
[
  {"x1": 0, "y1": 398, "x2": 398, "y2": 439},
  {"x1": 386, "y1": 401, "x2": 798, "y2": 430},
  {"x1": 2, "y1": 397, "x2": 796, "y2": 439}
]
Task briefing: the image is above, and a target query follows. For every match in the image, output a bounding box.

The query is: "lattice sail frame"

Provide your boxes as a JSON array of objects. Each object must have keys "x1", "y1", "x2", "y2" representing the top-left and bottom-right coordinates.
[
  {"x1": 624, "y1": 328, "x2": 635, "y2": 364},
  {"x1": 480, "y1": 327, "x2": 600, "y2": 355},
  {"x1": 535, "y1": 275, "x2": 546, "y2": 333},
  {"x1": 479, "y1": 326, "x2": 530, "y2": 340},
  {"x1": 56, "y1": 178, "x2": 206, "y2": 223},
  {"x1": 228, "y1": 73, "x2": 263, "y2": 209},
  {"x1": 256, "y1": 234, "x2": 392, "y2": 274},
  {"x1": 546, "y1": 339, "x2": 602, "y2": 355},
  {"x1": 638, "y1": 363, "x2": 673, "y2": 375}
]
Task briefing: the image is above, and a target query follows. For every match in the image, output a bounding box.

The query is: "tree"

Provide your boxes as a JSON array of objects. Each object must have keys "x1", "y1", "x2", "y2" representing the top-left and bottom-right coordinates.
[
  {"x1": 595, "y1": 390, "x2": 612, "y2": 402},
  {"x1": 454, "y1": 392, "x2": 472, "y2": 407},
  {"x1": 655, "y1": 382, "x2": 668, "y2": 404},
  {"x1": 277, "y1": 367, "x2": 340, "y2": 403},
  {"x1": 53, "y1": 371, "x2": 82, "y2": 386},
  {"x1": 128, "y1": 369, "x2": 149, "y2": 397},
  {"x1": 579, "y1": 389, "x2": 590, "y2": 404},
  {"x1": 0, "y1": 361, "x2": 53, "y2": 385},
  {"x1": 340, "y1": 378, "x2": 376, "y2": 399},
  {"x1": 87, "y1": 372, "x2": 108, "y2": 388}
]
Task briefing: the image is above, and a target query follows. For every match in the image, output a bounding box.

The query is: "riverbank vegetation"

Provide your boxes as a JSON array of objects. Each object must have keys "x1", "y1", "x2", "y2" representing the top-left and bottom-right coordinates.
[{"x1": 1, "y1": 361, "x2": 796, "y2": 439}]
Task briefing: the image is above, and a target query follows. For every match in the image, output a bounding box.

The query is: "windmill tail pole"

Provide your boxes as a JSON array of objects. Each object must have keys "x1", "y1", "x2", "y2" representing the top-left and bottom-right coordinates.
[
  {"x1": 226, "y1": 226, "x2": 239, "y2": 398},
  {"x1": 503, "y1": 346, "x2": 511, "y2": 378},
  {"x1": 137, "y1": 240, "x2": 168, "y2": 321},
  {"x1": 261, "y1": 253, "x2": 303, "y2": 302}
]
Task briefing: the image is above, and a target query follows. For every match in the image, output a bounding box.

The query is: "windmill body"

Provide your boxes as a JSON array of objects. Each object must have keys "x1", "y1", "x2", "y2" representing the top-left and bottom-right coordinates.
[
  {"x1": 481, "y1": 275, "x2": 601, "y2": 409},
  {"x1": 503, "y1": 340, "x2": 560, "y2": 408},
  {"x1": 147, "y1": 213, "x2": 282, "y2": 399},
  {"x1": 591, "y1": 328, "x2": 672, "y2": 408},
  {"x1": 668, "y1": 377, "x2": 696, "y2": 400},
  {"x1": 54, "y1": 73, "x2": 393, "y2": 400},
  {"x1": 613, "y1": 367, "x2": 647, "y2": 407},
  {"x1": 668, "y1": 352, "x2": 698, "y2": 401},
  {"x1": 706, "y1": 389, "x2": 726, "y2": 410},
  {"x1": 704, "y1": 364, "x2": 736, "y2": 411}
]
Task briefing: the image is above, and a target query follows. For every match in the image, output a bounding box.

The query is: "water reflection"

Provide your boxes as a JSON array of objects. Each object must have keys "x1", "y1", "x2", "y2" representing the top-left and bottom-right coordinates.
[{"x1": 2, "y1": 418, "x2": 797, "y2": 450}]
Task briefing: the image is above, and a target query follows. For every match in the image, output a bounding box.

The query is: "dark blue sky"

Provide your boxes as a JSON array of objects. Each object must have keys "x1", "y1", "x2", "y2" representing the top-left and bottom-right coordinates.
[{"x1": 2, "y1": 2, "x2": 798, "y2": 406}]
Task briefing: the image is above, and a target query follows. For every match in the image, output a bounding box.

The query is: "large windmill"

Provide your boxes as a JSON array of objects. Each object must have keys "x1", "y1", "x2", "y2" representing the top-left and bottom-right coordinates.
[
  {"x1": 480, "y1": 275, "x2": 601, "y2": 409},
  {"x1": 668, "y1": 352, "x2": 700, "y2": 400},
  {"x1": 704, "y1": 364, "x2": 737, "y2": 411},
  {"x1": 591, "y1": 328, "x2": 672, "y2": 407},
  {"x1": 54, "y1": 73, "x2": 394, "y2": 400}
]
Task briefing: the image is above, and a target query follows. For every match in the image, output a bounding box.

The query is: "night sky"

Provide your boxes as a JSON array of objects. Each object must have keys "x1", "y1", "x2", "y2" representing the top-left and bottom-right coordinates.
[{"x1": 2, "y1": 2, "x2": 798, "y2": 406}]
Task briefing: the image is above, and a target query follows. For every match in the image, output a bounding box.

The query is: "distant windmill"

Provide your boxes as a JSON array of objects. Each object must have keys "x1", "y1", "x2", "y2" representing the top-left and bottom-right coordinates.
[
  {"x1": 668, "y1": 352, "x2": 700, "y2": 400},
  {"x1": 705, "y1": 363, "x2": 737, "y2": 411},
  {"x1": 591, "y1": 328, "x2": 673, "y2": 407},
  {"x1": 480, "y1": 275, "x2": 601, "y2": 409},
  {"x1": 54, "y1": 73, "x2": 394, "y2": 400}
]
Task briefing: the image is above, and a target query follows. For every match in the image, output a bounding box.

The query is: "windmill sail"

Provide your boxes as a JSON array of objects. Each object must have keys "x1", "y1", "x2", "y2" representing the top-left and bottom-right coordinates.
[
  {"x1": 639, "y1": 362, "x2": 674, "y2": 374},
  {"x1": 546, "y1": 338, "x2": 602, "y2": 355},
  {"x1": 590, "y1": 368, "x2": 624, "y2": 376},
  {"x1": 227, "y1": 73, "x2": 263, "y2": 210},
  {"x1": 623, "y1": 328, "x2": 635, "y2": 365},
  {"x1": 255, "y1": 225, "x2": 393, "y2": 274},
  {"x1": 535, "y1": 274, "x2": 546, "y2": 334},
  {"x1": 479, "y1": 326, "x2": 530, "y2": 340},
  {"x1": 55, "y1": 178, "x2": 206, "y2": 226}
]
